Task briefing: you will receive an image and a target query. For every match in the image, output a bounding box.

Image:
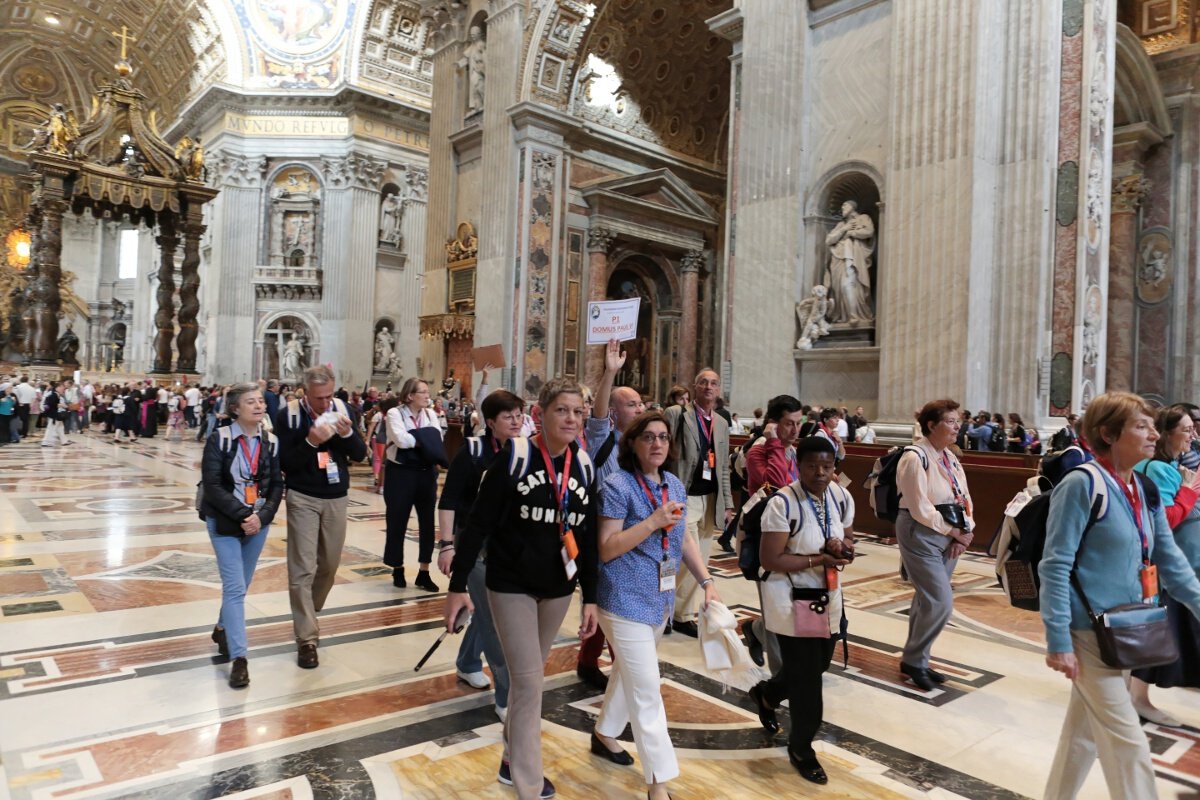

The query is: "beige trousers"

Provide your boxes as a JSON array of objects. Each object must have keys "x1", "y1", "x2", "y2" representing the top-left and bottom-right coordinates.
[
  {"x1": 488, "y1": 590, "x2": 572, "y2": 800},
  {"x1": 285, "y1": 490, "x2": 348, "y2": 645},
  {"x1": 1044, "y1": 631, "x2": 1158, "y2": 799},
  {"x1": 673, "y1": 492, "x2": 716, "y2": 624}
]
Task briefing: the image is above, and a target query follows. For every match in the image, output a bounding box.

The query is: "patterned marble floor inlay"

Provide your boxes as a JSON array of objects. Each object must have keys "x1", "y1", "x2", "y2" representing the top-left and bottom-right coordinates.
[{"x1": 4, "y1": 433, "x2": 1200, "y2": 799}]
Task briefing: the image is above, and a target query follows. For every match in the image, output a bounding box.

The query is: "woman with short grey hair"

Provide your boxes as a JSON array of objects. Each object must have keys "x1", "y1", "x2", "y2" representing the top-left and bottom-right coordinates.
[{"x1": 200, "y1": 382, "x2": 284, "y2": 689}]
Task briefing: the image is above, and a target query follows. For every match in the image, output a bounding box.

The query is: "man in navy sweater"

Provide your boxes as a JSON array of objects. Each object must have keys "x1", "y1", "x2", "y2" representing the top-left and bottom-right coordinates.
[{"x1": 276, "y1": 365, "x2": 367, "y2": 668}]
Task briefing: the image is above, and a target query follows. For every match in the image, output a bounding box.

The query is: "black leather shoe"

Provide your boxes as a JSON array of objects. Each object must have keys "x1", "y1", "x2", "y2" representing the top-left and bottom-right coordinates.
[
  {"x1": 415, "y1": 571, "x2": 439, "y2": 592},
  {"x1": 212, "y1": 625, "x2": 229, "y2": 659},
  {"x1": 577, "y1": 664, "x2": 609, "y2": 690},
  {"x1": 741, "y1": 620, "x2": 764, "y2": 667},
  {"x1": 789, "y1": 751, "x2": 828, "y2": 785},
  {"x1": 717, "y1": 536, "x2": 735, "y2": 554},
  {"x1": 663, "y1": 620, "x2": 673, "y2": 635},
  {"x1": 926, "y1": 667, "x2": 948, "y2": 684},
  {"x1": 298, "y1": 642, "x2": 319, "y2": 669},
  {"x1": 748, "y1": 683, "x2": 780, "y2": 733},
  {"x1": 229, "y1": 657, "x2": 249, "y2": 688},
  {"x1": 392, "y1": 568, "x2": 406, "y2": 588},
  {"x1": 590, "y1": 732, "x2": 634, "y2": 766},
  {"x1": 671, "y1": 620, "x2": 699, "y2": 638},
  {"x1": 900, "y1": 662, "x2": 937, "y2": 691}
]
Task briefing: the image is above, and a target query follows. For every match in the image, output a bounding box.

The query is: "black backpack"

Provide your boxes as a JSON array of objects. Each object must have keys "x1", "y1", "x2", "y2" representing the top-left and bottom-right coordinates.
[
  {"x1": 738, "y1": 484, "x2": 792, "y2": 580},
  {"x1": 992, "y1": 462, "x2": 1159, "y2": 610},
  {"x1": 989, "y1": 425, "x2": 1007, "y2": 452},
  {"x1": 865, "y1": 446, "x2": 926, "y2": 523}
]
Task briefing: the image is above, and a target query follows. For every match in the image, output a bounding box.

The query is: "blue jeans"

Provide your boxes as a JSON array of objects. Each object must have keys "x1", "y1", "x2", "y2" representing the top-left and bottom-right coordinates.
[
  {"x1": 455, "y1": 560, "x2": 509, "y2": 708},
  {"x1": 3, "y1": 415, "x2": 16, "y2": 443},
  {"x1": 208, "y1": 518, "x2": 269, "y2": 659}
]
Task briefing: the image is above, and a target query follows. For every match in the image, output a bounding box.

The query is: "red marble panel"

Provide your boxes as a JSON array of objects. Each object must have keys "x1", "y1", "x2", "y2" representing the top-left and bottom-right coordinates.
[
  {"x1": 1136, "y1": 302, "x2": 1169, "y2": 397},
  {"x1": 29, "y1": 644, "x2": 582, "y2": 797},
  {"x1": 1142, "y1": 134, "x2": 1175, "y2": 232},
  {"x1": 0, "y1": 573, "x2": 50, "y2": 596}
]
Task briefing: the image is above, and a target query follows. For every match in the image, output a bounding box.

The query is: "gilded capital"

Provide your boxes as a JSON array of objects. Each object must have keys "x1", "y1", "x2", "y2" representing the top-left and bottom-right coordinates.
[{"x1": 1111, "y1": 173, "x2": 1151, "y2": 214}]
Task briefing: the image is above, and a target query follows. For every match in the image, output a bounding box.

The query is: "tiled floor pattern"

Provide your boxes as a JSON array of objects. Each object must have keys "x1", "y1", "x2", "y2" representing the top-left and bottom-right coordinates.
[{"x1": 2, "y1": 431, "x2": 1200, "y2": 798}]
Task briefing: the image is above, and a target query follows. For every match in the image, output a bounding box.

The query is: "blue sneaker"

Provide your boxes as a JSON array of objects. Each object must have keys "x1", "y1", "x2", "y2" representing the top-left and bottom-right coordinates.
[{"x1": 497, "y1": 762, "x2": 555, "y2": 798}]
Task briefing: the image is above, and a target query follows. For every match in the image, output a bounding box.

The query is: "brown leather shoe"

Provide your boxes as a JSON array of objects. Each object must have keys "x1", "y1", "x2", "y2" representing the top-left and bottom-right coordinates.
[
  {"x1": 297, "y1": 642, "x2": 319, "y2": 669},
  {"x1": 229, "y1": 657, "x2": 249, "y2": 688}
]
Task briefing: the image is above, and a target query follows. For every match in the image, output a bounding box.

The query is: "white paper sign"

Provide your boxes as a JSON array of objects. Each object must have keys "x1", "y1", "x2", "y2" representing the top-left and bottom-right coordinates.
[{"x1": 586, "y1": 298, "x2": 641, "y2": 344}]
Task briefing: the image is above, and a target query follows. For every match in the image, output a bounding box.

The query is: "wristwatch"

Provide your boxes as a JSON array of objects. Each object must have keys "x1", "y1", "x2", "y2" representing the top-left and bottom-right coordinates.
[{"x1": 436, "y1": 540, "x2": 455, "y2": 550}]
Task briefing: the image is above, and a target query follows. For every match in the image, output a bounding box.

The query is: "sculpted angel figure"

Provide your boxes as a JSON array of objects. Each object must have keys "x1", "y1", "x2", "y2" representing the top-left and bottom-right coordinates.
[
  {"x1": 174, "y1": 136, "x2": 205, "y2": 181},
  {"x1": 795, "y1": 285, "x2": 832, "y2": 350},
  {"x1": 44, "y1": 104, "x2": 79, "y2": 156}
]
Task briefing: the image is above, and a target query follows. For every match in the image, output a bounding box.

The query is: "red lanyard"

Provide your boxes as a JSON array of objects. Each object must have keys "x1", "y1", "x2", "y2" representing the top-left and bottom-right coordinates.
[
  {"x1": 535, "y1": 435, "x2": 573, "y2": 538},
  {"x1": 937, "y1": 451, "x2": 972, "y2": 517},
  {"x1": 405, "y1": 408, "x2": 424, "y2": 430},
  {"x1": 238, "y1": 435, "x2": 261, "y2": 478},
  {"x1": 1097, "y1": 457, "x2": 1149, "y2": 563},
  {"x1": 696, "y1": 408, "x2": 714, "y2": 446},
  {"x1": 635, "y1": 473, "x2": 672, "y2": 558}
]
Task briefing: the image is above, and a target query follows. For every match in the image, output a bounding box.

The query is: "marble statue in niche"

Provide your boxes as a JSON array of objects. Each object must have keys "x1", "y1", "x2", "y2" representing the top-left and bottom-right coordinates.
[
  {"x1": 795, "y1": 285, "x2": 832, "y2": 350},
  {"x1": 379, "y1": 192, "x2": 403, "y2": 247},
  {"x1": 823, "y1": 200, "x2": 876, "y2": 326},
  {"x1": 1137, "y1": 231, "x2": 1172, "y2": 304},
  {"x1": 282, "y1": 331, "x2": 308, "y2": 382},
  {"x1": 374, "y1": 325, "x2": 395, "y2": 371},
  {"x1": 56, "y1": 321, "x2": 80, "y2": 364},
  {"x1": 459, "y1": 26, "x2": 486, "y2": 112}
]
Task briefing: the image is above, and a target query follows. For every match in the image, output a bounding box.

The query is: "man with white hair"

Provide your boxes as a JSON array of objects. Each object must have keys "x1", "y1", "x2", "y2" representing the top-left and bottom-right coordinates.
[{"x1": 275, "y1": 365, "x2": 367, "y2": 669}]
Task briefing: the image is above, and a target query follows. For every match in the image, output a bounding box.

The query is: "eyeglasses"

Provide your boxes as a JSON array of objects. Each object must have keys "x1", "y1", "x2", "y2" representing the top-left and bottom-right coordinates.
[{"x1": 638, "y1": 433, "x2": 671, "y2": 444}]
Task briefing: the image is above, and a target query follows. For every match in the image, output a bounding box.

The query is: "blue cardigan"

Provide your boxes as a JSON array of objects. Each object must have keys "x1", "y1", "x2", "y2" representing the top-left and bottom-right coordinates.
[{"x1": 1040, "y1": 466, "x2": 1200, "y2": 653}]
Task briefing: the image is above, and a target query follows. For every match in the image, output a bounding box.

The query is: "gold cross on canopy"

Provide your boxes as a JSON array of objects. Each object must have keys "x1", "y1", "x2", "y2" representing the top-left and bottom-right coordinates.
[{"x1": 110, "y1": 25, "x2": 137, "y2": 60}]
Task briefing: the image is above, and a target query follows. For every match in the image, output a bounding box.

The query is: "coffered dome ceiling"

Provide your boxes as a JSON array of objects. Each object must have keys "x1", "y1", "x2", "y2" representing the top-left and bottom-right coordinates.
[{"x1": 569, "y1": 0, "x2": 733, "y2": 164}]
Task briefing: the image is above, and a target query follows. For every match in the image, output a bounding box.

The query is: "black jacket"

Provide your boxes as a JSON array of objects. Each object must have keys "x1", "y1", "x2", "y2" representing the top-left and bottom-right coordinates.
[
  {"x1": 274, "y1": 399, "x2": 367, "y2": 499},
  {"x1": 201, "y1": 425, "x2": 284, "y2": 536}
]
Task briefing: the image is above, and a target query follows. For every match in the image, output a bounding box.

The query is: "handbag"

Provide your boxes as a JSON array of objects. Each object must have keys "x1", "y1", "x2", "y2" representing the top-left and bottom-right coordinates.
[
  {"x1": 1069, "y1": 572, "x2": 1177, "y2": 669},
  {"x1": 935, "y1": 502, "x2": 967, "y2": 530},
  {"x1": 790, "y1": 586, "x2": 831, "y2": 639}
]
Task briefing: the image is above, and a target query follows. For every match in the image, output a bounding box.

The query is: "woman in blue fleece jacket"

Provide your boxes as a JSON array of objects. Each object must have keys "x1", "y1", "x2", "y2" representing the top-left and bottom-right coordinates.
[{"x1": 1041, "y1": 392, "x2": 1200, "y2": 799}]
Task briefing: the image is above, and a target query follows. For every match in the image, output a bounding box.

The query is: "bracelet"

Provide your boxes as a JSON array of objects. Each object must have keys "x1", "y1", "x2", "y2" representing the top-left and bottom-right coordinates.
[
  {"x1": 699, "y1": 578, "x2": 714, "y2": 588},
  {"x1": 436, "y1": 540, "x2": 455, "y2": 551},
  {"x1": 807, "y1": 556, "x2": 814, "y2": 569}
]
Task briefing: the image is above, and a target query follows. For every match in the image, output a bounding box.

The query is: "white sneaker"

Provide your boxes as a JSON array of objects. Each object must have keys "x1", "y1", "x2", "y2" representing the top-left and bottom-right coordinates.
[
  {"x1": 495, "y1": 704, "x2": 507, "y2": 722},
  {"x1": 457, "y1": 670, "x2": 491, "y2": 690}
]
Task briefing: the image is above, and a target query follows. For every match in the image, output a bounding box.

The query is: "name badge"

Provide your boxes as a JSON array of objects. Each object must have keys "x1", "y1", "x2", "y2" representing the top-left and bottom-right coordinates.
[
  {"x1": 325, "y1": 460, "x2": 340, "y2": 484},
  {"x1": 562, "y1": 530, "x2": 580, "y2": 561},
  {"x1": 317, "y1": 451, "x2": 330, "y2": 469},
  {"x1": 658, "y1": 560, "x2": 677, "y2": 593},
  {"x1": 244, "y1": 484, "x2": 258, "y2": 505},
  {"x1": 1141, "y1": 564, "x2": 1159, "y2": 604},
  {"x1": 702, "y1": 464, "x2": 713, "y2": 481},
  {"x1": 825, "y1": 564, "x2": 839, "y2": 591},
  {"x1": 562, "y1": 547, "x2": 578, "y2": 580}
]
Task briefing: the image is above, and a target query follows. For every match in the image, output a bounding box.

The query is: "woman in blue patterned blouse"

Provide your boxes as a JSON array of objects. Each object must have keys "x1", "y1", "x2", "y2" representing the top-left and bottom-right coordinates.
[{"x1": 590, "y1": 411, "x2": 720, "y2": 800}]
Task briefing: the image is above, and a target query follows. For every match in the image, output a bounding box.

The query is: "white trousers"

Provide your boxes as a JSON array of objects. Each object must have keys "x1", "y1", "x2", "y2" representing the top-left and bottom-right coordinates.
[
  {"x1": 1044, "y1": 631, "x2": 1158, "y2": 799},
  {"x1": 41, "y1": 419, "x2": 66, "y2": 447},
  {"x1": 595, "y1": 609, "x2": 679, "y2": 785}
]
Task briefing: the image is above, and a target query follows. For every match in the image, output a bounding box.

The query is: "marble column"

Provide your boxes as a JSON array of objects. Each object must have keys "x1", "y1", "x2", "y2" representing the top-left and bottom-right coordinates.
[
  {"x1": 1106, "y1": 171, "x2": 1150, "y2": 392},
  {"x1": 321, "y1": 154, "x2": 386, "y2": 387},
  {"x1": 30, "y1": 198, "x2": 67, "y2": 365},
  {"x1": 208, "y1": 153, "x2": 266, "y2": 383},
  {"x1": 418, "y1": 24, "x2": 464, "y2": 382},
  {"x1": 474, "y1": 0, "x2": 526, "y2": 390},
  {"x1": 151, "y1": 216, "x2": 178, "y2": 374},
  {"x1": 19, "y1": 205, "x2": 42, "y2": 366},
  {"x1": 1048, "y1": 0, "x2": 1117, "y2": 414},
  {"x1": 176, "y1": 220, "x2": 205, "y2": 373},
  {"x1": 397, "y1": 167, "x2": 428, "y2": 377},
  {"x1": 583, "y1": 226, "x2": 614, "y2": 388},
  {"x1": 719, "y1": 0, "x2": 806, "y2": 411},
  {"x1": 679, "y1": 250, "x2": 704, "y2": 385}
]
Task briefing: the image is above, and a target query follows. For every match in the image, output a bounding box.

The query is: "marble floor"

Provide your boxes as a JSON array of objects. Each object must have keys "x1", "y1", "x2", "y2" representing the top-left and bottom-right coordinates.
[{"x1": 3, "y1": 431, "x2": 1200, "y2": 799}]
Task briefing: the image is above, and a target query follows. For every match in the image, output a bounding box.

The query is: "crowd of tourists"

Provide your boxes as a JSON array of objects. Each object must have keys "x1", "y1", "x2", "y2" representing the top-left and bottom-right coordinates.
[{"x1": 5, "y1": 353, "x2": 1200, "y2": 800}]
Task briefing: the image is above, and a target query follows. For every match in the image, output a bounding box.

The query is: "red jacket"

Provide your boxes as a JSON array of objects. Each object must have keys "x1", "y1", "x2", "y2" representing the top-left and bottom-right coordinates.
[{"x1": 746, "y1": 437, "x2": 797, "y2": 495}]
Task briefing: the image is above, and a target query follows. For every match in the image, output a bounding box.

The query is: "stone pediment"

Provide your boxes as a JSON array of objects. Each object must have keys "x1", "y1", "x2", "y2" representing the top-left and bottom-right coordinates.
[{"x1": 580, "y1": 169, "x2": 718, "y2": 226}]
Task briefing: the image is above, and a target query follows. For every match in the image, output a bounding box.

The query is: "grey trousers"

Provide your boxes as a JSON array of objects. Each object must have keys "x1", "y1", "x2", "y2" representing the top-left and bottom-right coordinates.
[
  {"x1": 895, "y1": 510, "x2": 958, "y2": 669},
  {"x1": 488, "y1": 590, "x2": 572, "y2": 800},
  {"x1": 285, "y1": 490, "x2": 349, "y2": 645},
  {"x1": 455, "y1": 561, "x2": 510, "y2": 708}
]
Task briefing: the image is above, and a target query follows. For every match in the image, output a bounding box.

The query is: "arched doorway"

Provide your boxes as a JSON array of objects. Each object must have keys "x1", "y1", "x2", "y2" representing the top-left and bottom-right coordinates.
[{"x1": 606, "y1": 255, "x2": 678, "y2": 400}]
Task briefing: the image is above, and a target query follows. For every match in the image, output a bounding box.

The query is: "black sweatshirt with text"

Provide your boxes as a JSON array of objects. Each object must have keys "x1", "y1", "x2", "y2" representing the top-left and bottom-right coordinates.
[{"x1": 449, "y1": 438, "x2": 598, "y2": 603}]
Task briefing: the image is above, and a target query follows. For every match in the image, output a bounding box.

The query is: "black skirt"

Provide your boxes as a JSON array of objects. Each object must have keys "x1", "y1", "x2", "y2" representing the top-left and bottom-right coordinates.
[{"x1": 1132, "y1": 590, "x2": 1200, "y2": 689}]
